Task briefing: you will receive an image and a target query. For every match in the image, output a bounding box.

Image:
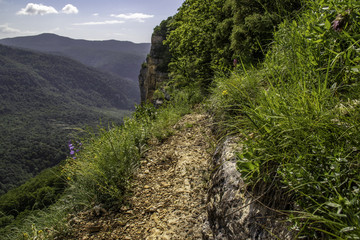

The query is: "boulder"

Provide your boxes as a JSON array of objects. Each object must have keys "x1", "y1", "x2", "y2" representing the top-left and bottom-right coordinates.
[{"x1": 203, "y1": 137, "x2": 294, "y2": 240}]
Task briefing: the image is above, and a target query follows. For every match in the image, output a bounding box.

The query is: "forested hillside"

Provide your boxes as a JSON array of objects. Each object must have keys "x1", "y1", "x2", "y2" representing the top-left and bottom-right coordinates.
[
  {"x1": 0, "y1": 33, "x2": 150, "y2": 100},
  {"x1": 0, "y1": 44, "x2": 133, "y2": 195},
  {"x1": 1, "y1": 0, "x2": 359, "y2": 239}
]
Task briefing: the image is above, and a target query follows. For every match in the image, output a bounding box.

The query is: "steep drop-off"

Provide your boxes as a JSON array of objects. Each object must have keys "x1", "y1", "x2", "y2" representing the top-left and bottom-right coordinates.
[{"x1": 139, "y1": 19, "x2": 171, "y2": 104}]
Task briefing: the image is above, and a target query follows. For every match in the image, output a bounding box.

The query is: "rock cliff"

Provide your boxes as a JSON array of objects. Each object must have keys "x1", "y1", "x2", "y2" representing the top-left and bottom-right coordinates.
[
  {"x1": 139, "y1": 19, "x2": 174, "y2": 105},
  {"x1": 138, "y1": 34, "x2": 169, "y2": 103}
]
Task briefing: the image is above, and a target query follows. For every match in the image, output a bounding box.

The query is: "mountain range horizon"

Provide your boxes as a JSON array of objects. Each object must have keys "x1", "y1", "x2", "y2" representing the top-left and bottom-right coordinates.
[{"x1": 0, "y1": 34, "x2": 150, "y2": 195}]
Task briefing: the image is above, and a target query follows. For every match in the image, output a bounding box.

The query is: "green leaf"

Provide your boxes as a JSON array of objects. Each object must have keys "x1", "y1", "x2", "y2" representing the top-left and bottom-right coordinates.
[
  {"x1": 313, "y1": 39, "x2": 323, "y2": 43},
  {"x1": 325, "y1": 19, "x2": 331, "y2": 30}
]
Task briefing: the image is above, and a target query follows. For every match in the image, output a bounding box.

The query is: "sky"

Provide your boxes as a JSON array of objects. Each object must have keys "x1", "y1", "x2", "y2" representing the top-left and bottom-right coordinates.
[{"x1": 0, "y1": 0, "x2": 184, "y2": 43}]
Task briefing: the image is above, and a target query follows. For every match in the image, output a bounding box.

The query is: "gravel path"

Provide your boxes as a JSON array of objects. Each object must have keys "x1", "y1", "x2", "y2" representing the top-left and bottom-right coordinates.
[{"x1": 69, "y1": 113, "x2": 214, "y2": 239}]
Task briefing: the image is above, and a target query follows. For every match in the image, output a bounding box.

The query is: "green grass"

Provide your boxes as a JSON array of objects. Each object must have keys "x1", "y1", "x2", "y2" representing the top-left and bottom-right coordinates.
[
  {"x1": 208, "y1": 0, "x2": 360, "y2": 238},
  {"x1": 0, "y1": 87, "x2": 199, "y2": 240}
]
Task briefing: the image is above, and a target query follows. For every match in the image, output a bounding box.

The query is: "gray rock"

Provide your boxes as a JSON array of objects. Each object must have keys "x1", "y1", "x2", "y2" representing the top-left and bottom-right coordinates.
[
  {"x1": 203, "y1": 137, "x2": 294, "y2": 240},
  {"x1": 138, "y1": 34, "x2": 169, "y2": 103}
]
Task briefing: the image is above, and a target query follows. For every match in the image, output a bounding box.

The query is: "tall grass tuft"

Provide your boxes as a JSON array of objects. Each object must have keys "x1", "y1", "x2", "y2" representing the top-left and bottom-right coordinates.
[
  {"x1": 209, "y1": 0, "x2": 360, "y2": 238},
  {"x1": 62, "y1": 87, "x2": 197, "y2": 206}
]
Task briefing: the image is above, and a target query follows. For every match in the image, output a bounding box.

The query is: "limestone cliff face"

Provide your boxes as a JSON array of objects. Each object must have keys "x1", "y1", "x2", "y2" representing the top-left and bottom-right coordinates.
[
  {"x1": 139, "y1": 34, "x2": 169, "y2": 103},
  {"x1": 202, "y1": 137, "x2": 294, "y2": 239}
]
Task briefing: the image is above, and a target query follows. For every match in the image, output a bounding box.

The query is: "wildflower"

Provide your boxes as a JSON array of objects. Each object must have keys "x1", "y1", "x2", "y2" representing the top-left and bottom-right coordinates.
[
  {"x1": 68, "y1": 140, "x2": 82, "y2": 159},
  {"x1": 233, "y1": 58, "x2": 238, "y2": 67},
  {"x1": 222, "y1": 90, "x2": 228, "y2": 96}
]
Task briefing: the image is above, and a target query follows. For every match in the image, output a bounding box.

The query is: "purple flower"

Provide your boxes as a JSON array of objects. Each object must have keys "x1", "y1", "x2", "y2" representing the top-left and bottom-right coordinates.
[{"x1": 68, "y1": 140, "x2": 82, "y2": 158}]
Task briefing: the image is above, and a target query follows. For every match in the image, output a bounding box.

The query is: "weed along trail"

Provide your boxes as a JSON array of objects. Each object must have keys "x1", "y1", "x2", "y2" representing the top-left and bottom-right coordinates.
[{"x1": 71, "y1": 113, "x2": 214, "y2": 239}]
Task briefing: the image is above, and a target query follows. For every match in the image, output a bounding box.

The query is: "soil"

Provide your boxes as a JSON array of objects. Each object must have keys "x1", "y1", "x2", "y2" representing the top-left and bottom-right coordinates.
[{"x1": 67, "y1": 113, "x2": 214, "y2": 239}]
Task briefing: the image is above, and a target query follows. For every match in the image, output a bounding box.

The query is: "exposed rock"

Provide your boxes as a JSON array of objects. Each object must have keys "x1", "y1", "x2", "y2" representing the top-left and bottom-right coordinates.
[
  {"x1": 65, "y1": 113, "x2": 214, "y2": 240},
  {"x1": 139, "y1": 17, "x2": 173, "y2": 105},
  {"x1": 203, "y1": 137, "x2": 294, "y2": 240},
  {"x1": 120, "y1": 113, "x2": 213, "y2": 239},
  {"x1": 86, "y1": 225, "x2": 102, "y2": 233},
  {"x1": 138, "y1": 34, "x2": 170, "y2": 103}
]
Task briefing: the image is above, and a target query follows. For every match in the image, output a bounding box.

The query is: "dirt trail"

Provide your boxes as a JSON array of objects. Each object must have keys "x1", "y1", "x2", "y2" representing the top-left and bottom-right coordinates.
[{"x1": 70, "y1": 113, "x2": 214, "y2": 239}]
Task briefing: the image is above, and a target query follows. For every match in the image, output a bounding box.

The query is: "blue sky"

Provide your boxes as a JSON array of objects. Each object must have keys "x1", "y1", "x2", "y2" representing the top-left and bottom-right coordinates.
[{"x1": 0, "y1": 0, "x2": 184, "y2": 43}]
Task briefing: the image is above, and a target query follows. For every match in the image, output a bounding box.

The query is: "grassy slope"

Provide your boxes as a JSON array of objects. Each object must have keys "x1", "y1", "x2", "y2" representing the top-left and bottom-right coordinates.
[{"x1": 209, "y1": 1, "x2": 360, "y2": 238}]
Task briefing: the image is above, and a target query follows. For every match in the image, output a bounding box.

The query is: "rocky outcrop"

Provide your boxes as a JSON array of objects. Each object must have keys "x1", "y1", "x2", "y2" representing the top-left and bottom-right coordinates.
[
  {"x1": 138, "y1": 34, "x2": 169, "y2": 103},
  {"x1": 203, "y1": 137, "x2": 294, "y2": 240}
]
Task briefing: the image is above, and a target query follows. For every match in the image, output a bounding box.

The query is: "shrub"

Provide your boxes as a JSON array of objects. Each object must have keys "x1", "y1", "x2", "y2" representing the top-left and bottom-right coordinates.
[{"x1": 209, "y1": 0, "x2": 360, "y2": 238}]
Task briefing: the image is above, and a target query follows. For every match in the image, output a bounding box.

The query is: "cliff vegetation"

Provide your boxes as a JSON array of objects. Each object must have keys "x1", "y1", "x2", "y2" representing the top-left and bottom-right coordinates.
[{"x1": 1, "y1": 0, "x2": 359, "y2": 239}]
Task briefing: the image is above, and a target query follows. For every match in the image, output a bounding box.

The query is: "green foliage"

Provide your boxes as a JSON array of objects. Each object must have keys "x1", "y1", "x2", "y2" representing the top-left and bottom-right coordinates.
[
  {"x1": 165, "y1": 0, "x2": 225, "y2": 90},
  {"x1": 0, "y1": 192, "x2": 79, "y2": 240},
  {"x1": 153, "y1": 17, "x2": 173, "y2": 37},
  {"x1": 3, "y1": 0, "x2": 359, "y2": 238},
  {"x1": 0, "y1": 87, "x2": 199, "y2": 239},
  {"x1": 0, "y1": 166, "x2": 66, "y2": 236},
  {"x1": 0, "y1": 44, "x2": 133, "y2": 195},
  {"x1": 224, "y1": 0, "x2": 301, "y2": 63},
  {"x1": 164, "y1": 0, "x2": 302, "y2": 92},
  {"x1": 62, "y1": 88, "x2": 197, "y2": 206},
  {"x1": 209, "y1": 0, "x2": 360, "y2": 238}
]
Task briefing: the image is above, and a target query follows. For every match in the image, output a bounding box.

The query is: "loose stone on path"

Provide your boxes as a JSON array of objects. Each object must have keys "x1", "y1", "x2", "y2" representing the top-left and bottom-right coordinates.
[
  {"x1": 120, "y1": 113, "x2": 213, "y2": 240},
  {"x1": 66, "y1": 113, "x2": 214, "y2": 240}
]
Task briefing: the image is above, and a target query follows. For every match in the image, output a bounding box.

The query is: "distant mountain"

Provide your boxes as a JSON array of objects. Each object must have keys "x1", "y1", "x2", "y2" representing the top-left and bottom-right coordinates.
[
  {"x1": 0, "y1": 33, "x2": 151, "y2": 99},
  {"x1": 0, "y1": 44, "x2": 134, "y2": 194}
]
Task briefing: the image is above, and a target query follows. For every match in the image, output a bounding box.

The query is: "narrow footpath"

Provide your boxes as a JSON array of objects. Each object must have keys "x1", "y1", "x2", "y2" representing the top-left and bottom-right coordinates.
[{"x1": 70, "y1": 113, "x2": 214, "y2": 239}]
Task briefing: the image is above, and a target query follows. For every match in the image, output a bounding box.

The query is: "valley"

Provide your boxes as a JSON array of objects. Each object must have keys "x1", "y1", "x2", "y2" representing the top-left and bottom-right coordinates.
[{"x1": 0, "y1": 37, "x2": 148, "y2": 195}]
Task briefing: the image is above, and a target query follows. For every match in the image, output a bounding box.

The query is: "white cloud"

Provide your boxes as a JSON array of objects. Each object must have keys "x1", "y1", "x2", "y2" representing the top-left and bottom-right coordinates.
[
  {"x1": 73, "y1": 20, "x2": 125, "y2": 26},
  {"x1": 17, "y1": 3, "x2": 58, "y2": 16},
  {"x1": 62, "y1": 4, "x2": 78, "y2": 14},
  {"x1": 0, "y1": 24, "x2": 20, "y2": 33},
  {"x1": 93, "y1": 13, "x2": 99, "y2": 17},
  {"x1": 111, "y1": 13, "x2": 154, "y2": 22}
]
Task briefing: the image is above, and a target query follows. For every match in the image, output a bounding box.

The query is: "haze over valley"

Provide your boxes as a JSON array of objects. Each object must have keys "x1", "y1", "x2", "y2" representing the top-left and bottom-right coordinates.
[{"x1": 0, "y1": 35, "x2": 149, "y2": 194}]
